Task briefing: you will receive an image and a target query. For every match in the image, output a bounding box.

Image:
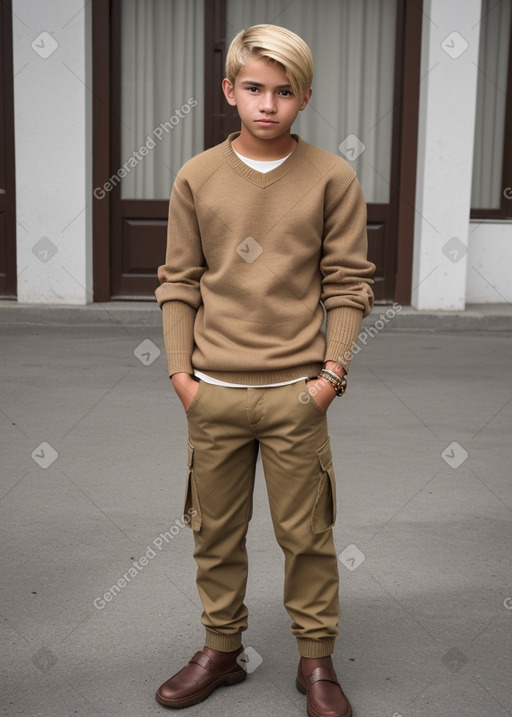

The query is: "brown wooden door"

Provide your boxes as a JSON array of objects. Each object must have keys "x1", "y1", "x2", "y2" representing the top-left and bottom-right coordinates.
[
  {"x1": 94, "y1": 0, "x2": 421, "y2": 304},
  {"x1": 0, "y1": 0, "x2": 17, "y2": 298}
]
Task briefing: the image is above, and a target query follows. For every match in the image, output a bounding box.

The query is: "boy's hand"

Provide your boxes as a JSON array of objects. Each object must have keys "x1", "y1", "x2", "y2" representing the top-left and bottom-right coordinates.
[
  {"x1": 306, "y1": 377, "x2": 337, "y2": 411},
  {"x1": 171, "y1": 372, "x2": 201, "y2": 412},
  {"x1": 306, "y1": 361, "x2": 347, "y2": 411}
]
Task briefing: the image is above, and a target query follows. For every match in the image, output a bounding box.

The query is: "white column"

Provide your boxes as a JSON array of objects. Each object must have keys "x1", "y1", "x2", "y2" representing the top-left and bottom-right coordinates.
[
  {"x1": 412, "y1": 0, "x2": 481, "y2": 310},
  {"x1": 12, "y1": 1, "x2": 92, "y2": 304}
]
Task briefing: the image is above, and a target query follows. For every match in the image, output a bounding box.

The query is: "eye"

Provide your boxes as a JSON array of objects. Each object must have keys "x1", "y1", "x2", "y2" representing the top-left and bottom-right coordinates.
[
  {"x1": 279, "y1": 90, "x2": 292, "y2": 97},
  {"x1": 247, "y1": 86, "x2": 260, "y2": 93}
]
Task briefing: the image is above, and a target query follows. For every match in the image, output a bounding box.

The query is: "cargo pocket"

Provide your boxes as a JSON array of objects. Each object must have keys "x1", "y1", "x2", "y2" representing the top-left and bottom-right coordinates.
[
  {"x1": 184, "y1": 437, "x2": 202, "y2": 531},
  {"x1": 311, "y1": 436, "x2": 337, "y2": 534}
]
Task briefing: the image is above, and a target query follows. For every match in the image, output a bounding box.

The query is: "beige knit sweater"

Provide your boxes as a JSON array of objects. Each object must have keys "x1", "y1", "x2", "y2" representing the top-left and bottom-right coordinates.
[{"x1": 155, "y1": 133, "x2": 375, "y2": 384}]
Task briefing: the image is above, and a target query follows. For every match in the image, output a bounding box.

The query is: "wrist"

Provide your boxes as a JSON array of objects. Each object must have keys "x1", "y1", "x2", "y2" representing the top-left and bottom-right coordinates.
[
  {"x1": 318, "y1": 368, "x2": 348, "y2": 397},
  {"x1": 171, "y1": 371, "x2": 197, "y2": 385}
]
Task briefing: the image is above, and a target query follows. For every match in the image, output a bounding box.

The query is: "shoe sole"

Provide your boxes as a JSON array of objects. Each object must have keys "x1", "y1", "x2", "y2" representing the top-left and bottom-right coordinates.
[
  {"x1": 156, "y1": 670, "x2": 247, "y2": 709},
  {"x1": 296, "y1": 677, "x2": 352, "y2": 717}
]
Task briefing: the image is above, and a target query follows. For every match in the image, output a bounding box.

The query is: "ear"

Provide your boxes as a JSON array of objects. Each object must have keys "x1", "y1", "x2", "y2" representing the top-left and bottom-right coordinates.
[
  {"x1": 299, "y1": 88, "x2": 312, "y2": 111},
  {"x1": 222, "y1": 78, "x2": 237, "y2": 107}
]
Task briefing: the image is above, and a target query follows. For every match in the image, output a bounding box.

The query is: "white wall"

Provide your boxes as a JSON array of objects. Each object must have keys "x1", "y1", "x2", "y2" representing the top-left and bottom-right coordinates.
[
  {"x1": 12, "y1": 0, "x2": 92, "y2": 304},
  {"x1": 467, "y1": 222, "x2": 512, "y2": 303},
  {"x1": 412, "y1": 0, "x2": 482, "y2": 310}
]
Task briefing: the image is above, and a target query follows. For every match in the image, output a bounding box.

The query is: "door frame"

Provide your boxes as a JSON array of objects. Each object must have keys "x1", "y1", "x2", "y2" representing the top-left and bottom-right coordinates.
[
  {"x1": 92, "y1": 0, "x2": 111, "y2": 302},
  {"x1": 92, "y1": 0, "x2": 421, "y2": 304},
  {"x1": 394, "y1": 0, "x2": 423, "y2": 305},
  {"x1": 0, "y1": 0, "x2": 17, "y2": 299}
]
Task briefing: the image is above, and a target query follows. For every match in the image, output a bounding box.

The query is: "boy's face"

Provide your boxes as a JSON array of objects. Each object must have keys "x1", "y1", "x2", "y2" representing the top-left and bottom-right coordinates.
[{"x1": 222, "y1": 56, "x2": 311, "y2": 145}]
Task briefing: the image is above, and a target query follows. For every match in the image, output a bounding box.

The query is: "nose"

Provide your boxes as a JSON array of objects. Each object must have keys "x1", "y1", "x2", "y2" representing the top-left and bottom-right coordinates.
[{"x1": 259, "y1": 92, "x2": 276, "y2": 113}]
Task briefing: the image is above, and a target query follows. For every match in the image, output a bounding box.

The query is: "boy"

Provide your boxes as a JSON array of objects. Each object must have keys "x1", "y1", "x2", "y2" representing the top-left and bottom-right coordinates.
[{"x1": 154, "y1": 24, "x2": 374, "y2": 717}]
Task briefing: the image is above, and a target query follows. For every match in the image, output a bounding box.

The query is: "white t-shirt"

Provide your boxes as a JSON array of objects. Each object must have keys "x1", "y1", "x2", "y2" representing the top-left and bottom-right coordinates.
[
  {"x1": 195, "y1": 150, "x2": 308, "y2": 389},
  {"x1": 233, "y1": 149, "x2": 291, "y2": 173}
]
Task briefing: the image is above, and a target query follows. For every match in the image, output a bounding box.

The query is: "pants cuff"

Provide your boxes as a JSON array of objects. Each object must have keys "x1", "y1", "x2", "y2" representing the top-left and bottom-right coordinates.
[
  {"x1": 296, "y1": 637, "x2": 336, "y2": 658},
  {"x1": 204, "y1": 628, "x2": 243, "y2": 652}
]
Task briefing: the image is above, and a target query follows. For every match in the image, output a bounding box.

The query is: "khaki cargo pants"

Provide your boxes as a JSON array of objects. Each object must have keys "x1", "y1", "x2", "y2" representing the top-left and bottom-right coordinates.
[{"x1": 183, "y1": 379, "x2": 340, "y2": 659}]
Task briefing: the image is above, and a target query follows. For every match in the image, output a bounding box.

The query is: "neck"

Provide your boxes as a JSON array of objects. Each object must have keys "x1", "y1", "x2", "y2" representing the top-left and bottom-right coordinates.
[{"x1": 232, "y1": 129, "x2": 297, "y2": 161}]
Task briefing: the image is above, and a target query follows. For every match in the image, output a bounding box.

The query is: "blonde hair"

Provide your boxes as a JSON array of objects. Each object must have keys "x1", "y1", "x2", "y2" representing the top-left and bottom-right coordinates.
[{"x1": 225, "y1": 24, "x2": 314, "y2": 99}]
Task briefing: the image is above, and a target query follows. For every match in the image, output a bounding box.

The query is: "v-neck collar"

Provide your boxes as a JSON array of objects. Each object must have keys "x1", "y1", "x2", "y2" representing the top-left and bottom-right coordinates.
[{"x1": 221, "y1": 132, "x2": 307, "y2": 188}]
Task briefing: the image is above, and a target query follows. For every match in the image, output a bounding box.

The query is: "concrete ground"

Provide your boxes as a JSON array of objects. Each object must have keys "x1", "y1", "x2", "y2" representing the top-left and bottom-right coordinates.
[{"x1": 0, "y1": 302, "x2": 511, "y2": 717}]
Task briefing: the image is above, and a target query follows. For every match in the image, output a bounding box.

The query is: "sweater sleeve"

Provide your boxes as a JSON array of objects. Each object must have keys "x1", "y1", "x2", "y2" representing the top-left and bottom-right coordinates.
[
  {"x1": 321, "y1": 172, "x2": 375, "y2": 371},
  {"x1": 155, "y1": 174, "x2": 206, "y2": 376},
  {"x1": 161, "y1": 300, "x2": 196, "y2": 376},
  {"x1": 155, "y1": 175, "x2": 206, "y2": 310},
  {"x1": 324, "y1": 306, "x2": 364, "y2": 372}
]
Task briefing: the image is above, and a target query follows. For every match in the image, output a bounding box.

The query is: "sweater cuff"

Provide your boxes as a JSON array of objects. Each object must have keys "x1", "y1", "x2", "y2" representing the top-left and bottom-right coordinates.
[
  {"x1": 324, "y1": 306, "x2": 364, "y2": 372},
  {"x1": 161, "y1": 300, "x2": 197, "y2": 376}
]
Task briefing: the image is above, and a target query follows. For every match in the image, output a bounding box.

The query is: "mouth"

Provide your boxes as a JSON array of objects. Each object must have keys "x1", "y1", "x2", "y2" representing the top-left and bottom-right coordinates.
[{"x1": 255, "y1": 119, "x2": 277, "y2": 125}]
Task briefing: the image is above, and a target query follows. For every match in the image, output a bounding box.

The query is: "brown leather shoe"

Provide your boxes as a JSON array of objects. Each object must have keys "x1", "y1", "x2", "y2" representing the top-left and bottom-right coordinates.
[
  {"x1": 296, "y1": 656, "x2": 352, "y2": 717},
  {"x1": 156, "y1": 645, "x2": 247, "y2": 708}
]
